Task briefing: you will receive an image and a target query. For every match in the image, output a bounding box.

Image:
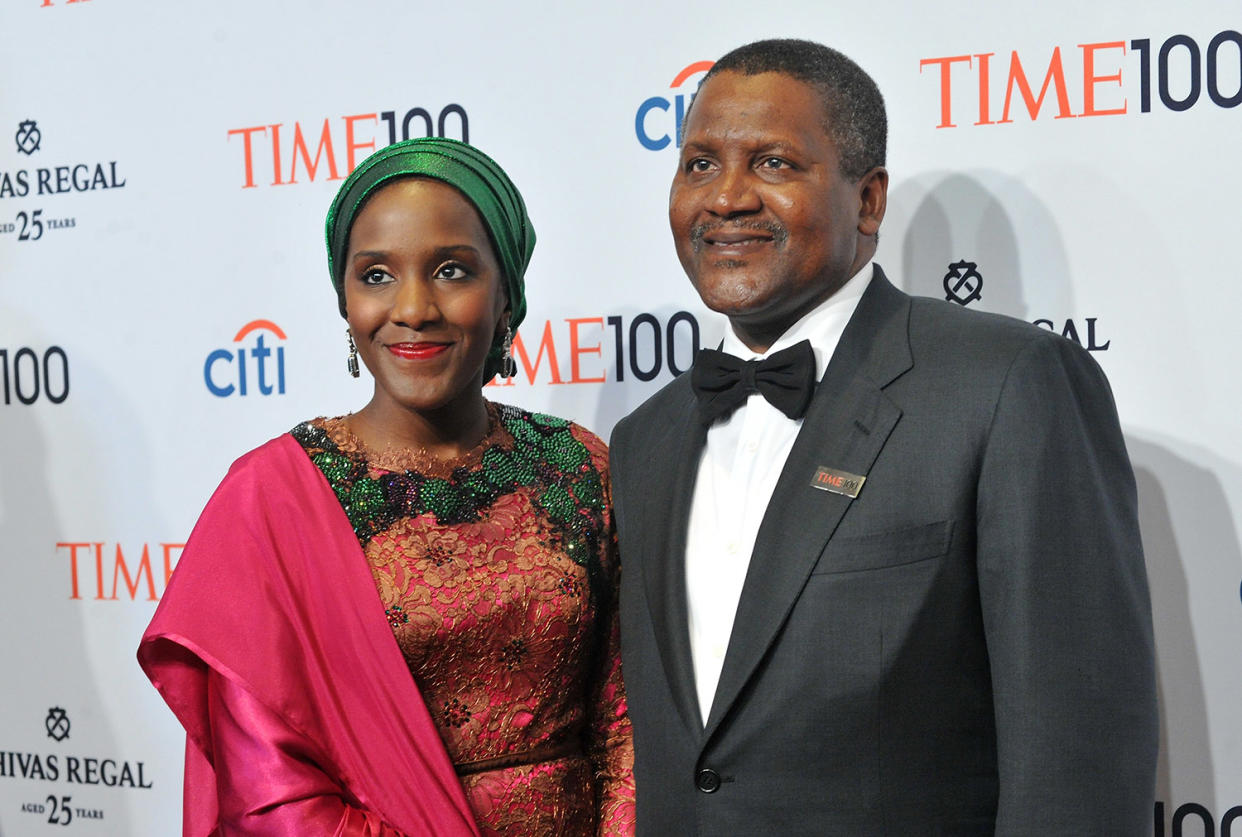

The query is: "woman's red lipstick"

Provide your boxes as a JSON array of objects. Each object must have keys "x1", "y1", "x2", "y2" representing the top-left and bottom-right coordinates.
[{"x1": 387, "y1": 342, "x2": 449, "y2": 359}]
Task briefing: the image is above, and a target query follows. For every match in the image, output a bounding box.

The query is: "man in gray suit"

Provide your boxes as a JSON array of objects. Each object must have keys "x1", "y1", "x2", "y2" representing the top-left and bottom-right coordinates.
[{"x1": 609, "y1": 39, "x2": 1157, "y2": 835}]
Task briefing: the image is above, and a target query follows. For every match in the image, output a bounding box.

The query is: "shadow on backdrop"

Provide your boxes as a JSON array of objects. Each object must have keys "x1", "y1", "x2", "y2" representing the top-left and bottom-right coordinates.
[
  {"x1": 0, "y1": 350, "x2": 136, "y2": 835},
  {"x1": 1128, "y1": 435, "x2": 1241, "y2": 817},
  {"x1": 887, "y1": 170, "x2": 1074, "y2": 322}
]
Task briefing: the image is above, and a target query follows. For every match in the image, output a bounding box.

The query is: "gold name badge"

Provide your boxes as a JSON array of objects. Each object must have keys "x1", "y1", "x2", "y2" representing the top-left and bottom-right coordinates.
[{"x1": 809, "y1": 466, "x2": 866, "y2": 498}]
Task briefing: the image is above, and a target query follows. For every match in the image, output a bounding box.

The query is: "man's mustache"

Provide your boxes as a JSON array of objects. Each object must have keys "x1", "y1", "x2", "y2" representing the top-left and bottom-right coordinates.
[{"x1": 689, "y1": 220, "x2": 789, "y2": 250}]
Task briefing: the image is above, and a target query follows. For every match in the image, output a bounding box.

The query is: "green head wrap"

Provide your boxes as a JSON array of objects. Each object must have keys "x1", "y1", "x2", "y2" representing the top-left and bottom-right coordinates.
[{"x1": 325, "y1": 137, "x2": 535, "y2": 379}]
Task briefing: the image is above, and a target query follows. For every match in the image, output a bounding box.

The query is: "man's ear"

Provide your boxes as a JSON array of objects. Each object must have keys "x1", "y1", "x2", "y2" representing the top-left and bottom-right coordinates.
[{"x1": 856, "y1": 167, "x2": 889, "y2": 238}]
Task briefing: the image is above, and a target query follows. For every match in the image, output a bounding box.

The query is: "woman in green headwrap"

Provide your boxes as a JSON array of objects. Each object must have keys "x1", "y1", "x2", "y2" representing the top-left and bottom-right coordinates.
[{"x1": 140, "y1": 138, "x2": 636, "y2": 836}]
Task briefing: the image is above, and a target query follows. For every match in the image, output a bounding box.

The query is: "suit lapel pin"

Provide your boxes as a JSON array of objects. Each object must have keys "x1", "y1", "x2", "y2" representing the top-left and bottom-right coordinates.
[{"x1": 810, "y1": 466, "x2": 866, "y2": 499}]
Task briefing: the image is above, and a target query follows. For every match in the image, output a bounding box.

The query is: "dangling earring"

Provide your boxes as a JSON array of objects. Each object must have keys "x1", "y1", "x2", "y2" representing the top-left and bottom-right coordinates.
[
  {"x1": 500, "y1": 327, "x2": 516, "y2": 379},
  {"x1": 346, "y1": 329, "x2": 360, "y2": 378}
]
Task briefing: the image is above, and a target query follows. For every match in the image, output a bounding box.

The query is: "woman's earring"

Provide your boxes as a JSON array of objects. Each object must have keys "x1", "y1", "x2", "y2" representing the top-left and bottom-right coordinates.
[
  {"x1": 346, "y1": 329, "x2": 360, "y2": 378},
  {"x1": 501, "y1": 327, "x2": 516, "y2": 379}
]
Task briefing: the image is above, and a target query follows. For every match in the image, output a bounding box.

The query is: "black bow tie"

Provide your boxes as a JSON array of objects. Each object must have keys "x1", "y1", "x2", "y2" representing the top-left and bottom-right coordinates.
[{"x1": 691, "y1": 339, "x2": 817, "y2": 424}]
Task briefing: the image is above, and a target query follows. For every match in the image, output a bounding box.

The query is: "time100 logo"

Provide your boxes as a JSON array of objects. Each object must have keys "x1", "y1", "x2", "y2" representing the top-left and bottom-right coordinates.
[{"x1": 1, "y1": 346, "x2": 69, "y2": 405}]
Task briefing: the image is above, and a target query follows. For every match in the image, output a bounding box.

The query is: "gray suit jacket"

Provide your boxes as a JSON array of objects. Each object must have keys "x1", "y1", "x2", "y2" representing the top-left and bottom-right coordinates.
[{"x1": 609, "y1": 269, "x2": 1157, "y2": 836}]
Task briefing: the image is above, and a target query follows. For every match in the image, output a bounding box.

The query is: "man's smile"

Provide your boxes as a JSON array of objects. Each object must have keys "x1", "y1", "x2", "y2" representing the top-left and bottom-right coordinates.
[{"x1": 691, "y1": 222, "x2": 788, "y2": 255}]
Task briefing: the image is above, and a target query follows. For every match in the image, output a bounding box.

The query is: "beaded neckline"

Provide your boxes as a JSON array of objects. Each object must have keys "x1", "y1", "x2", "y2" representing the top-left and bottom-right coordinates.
[
  {"x1": 318, "y1": 402, "x2": 508, "y2": 479},
  {"x1": 290, "y1": 403, "x2": 606, "y2": 590}
]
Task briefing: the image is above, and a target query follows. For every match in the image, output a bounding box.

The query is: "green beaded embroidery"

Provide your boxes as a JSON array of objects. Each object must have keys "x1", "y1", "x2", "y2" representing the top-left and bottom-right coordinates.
[{"x1": 291, "y1": 405, "x2": 606, "y2": 593}]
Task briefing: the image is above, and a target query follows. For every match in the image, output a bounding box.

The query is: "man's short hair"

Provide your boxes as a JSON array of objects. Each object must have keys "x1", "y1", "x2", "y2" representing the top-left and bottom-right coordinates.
[{"x1": 700, "y1": 39, "x2": 887, "y2": 181}]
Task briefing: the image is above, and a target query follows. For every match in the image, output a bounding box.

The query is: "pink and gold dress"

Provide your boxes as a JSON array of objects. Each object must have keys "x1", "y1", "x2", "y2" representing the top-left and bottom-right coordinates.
[
  {"x1": 291, "y1": 403, "x2": 634, "y2": 835},
  {"x1": 140, "y1": 403, "x2": 634, "y2": 836}
]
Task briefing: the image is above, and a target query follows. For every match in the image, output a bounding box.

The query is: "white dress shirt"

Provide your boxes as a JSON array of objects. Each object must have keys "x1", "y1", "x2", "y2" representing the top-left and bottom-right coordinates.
[{"x1": 684, "y1": 262, "x2": 874, "y2": 723}]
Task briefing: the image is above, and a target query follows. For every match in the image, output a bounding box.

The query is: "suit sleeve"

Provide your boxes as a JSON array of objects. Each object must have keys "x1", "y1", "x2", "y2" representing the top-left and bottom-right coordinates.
[{"x1": 975, "y1": 336, "x2": 1157, "y2": 835}]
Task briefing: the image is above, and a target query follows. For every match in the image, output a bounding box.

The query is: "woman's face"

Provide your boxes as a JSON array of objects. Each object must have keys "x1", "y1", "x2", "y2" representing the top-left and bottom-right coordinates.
[{"x1": 344, "y1": 178, "x2": 506, "y2": 418}]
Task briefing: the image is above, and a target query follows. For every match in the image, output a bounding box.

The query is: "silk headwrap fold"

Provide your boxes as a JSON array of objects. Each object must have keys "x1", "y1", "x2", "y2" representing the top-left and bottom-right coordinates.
[{"x1": 325, "y1": 137, "x2": 535, "y2": 378}]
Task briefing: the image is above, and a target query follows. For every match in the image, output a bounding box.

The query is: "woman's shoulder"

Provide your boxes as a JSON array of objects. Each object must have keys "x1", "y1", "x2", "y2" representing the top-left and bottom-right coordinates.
[
  {"x1": 491, "y1": 401, "x2": 606, "y2": 452},
  {"x1": 285, "y1": 416, "x2": 346, "y2": 460},
  {"x1": 212, "y1": 422, "x2": 331, "y2": 492},
  {"x1": 489, "y1": 402, "x2": 610, "y2": 480}
]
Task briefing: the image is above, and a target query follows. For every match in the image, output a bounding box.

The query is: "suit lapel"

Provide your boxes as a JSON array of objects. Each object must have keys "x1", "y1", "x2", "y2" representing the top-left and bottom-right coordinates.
[
  {"x1": 703, "y1": 270, "x2": 914, "y2": 739},
  {"x1": 638, "y1": 382, "x2": 709, "y2": 735}
]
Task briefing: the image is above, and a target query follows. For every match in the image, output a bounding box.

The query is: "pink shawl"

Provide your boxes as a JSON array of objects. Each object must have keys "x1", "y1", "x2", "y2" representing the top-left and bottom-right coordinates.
[{"x1": 138, "y1": 434, "x2": 479, "y2": 836}]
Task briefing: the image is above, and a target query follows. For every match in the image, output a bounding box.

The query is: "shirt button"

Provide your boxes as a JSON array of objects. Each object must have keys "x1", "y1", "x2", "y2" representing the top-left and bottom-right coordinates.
[
  {"x1": 726, "y1": 541, "x2": 738, "y2": 555},
  {"x1": 696, "y1": 768, "x2": 722, "y2": 793},
  {"x1": 745, "y1": 440, "x2": 759, "y2": 453}
]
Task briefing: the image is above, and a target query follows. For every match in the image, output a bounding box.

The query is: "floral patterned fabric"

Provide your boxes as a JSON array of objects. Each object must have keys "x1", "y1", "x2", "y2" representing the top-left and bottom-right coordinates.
[{"x1": 292, "y1": 403, "x2": 635, "y2": 836}]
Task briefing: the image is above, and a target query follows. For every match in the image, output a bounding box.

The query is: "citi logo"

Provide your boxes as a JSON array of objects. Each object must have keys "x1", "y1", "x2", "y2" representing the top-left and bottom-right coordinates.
[
  {"x1": 203, "y1": 319, "x2": 287, "y2": 397},
  {"x1": 635, "y1": 61, "x2": 714, "y2": 151}
]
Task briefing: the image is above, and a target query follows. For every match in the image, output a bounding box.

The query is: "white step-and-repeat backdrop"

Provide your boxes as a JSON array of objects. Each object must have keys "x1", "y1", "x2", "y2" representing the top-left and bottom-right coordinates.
[{"x1": 2, "y1": 1, "x2": 1239, "y2": 833}]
